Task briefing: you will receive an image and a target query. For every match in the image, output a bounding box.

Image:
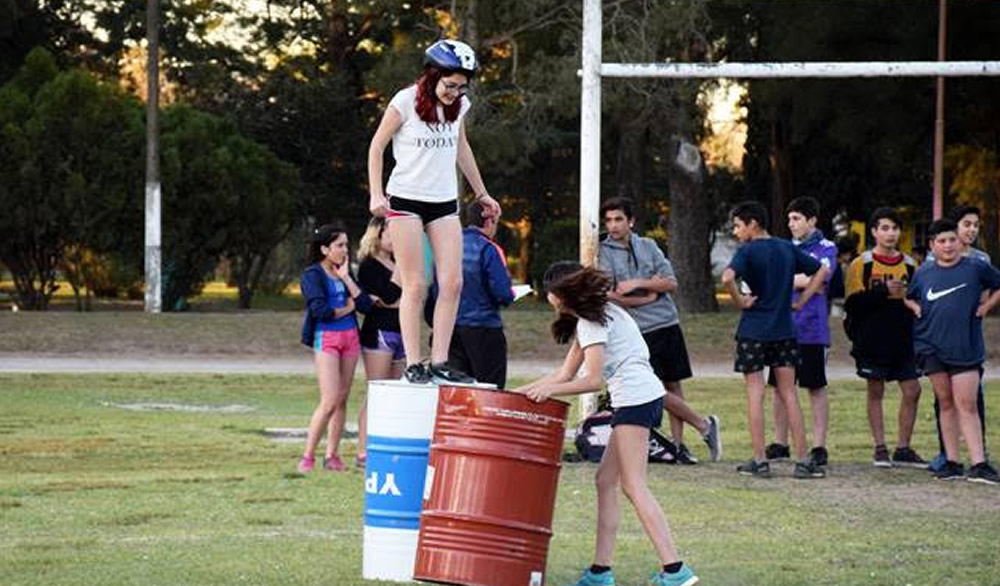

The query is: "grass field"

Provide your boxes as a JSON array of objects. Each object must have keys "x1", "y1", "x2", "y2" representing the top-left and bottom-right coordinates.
[
  {"x1": 3, "y1": 373, "x2": 999, "y2": 586},
  {"x1": 5, "y1": 305, "x2": 1000, "y2": 366}
]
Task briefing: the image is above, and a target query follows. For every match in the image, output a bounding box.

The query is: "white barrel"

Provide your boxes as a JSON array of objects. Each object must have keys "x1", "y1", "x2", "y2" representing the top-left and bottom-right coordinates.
[{"x1": 362, "y1": 380, "x2": 439, "y2": 582}]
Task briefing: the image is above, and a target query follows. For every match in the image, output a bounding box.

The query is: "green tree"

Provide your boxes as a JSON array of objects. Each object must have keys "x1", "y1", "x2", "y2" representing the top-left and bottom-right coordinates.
[
  {"x1": 0, "y1": 48, "x2": 144, "y2": 310},
  {"x1": 159, "y1": 105, "x2": 299, "y2": 310}
]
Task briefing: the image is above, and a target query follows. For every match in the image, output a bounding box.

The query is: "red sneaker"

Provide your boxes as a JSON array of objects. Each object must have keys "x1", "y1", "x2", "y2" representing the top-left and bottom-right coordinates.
[
  {"x1": 323, "y1": 454, "x2": 345, "y2": 472},
  {"x1": 297, "y1": 456, "x2": 315, "y2": 473}
]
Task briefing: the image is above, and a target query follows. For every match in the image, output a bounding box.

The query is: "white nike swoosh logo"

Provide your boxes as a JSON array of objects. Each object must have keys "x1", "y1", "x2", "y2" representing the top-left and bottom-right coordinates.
[{"x1": 926, "y1": 283, "x2": 968, "y2": 301}]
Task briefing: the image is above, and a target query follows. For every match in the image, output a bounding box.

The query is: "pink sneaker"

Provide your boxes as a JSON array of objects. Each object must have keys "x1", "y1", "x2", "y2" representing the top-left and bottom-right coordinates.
[
  {"x1": 323, "y1": 454, "x2": 345, "y2": 472},
  {"x1": 297, "y1": 456, "x2": 316, "y2": 473}
]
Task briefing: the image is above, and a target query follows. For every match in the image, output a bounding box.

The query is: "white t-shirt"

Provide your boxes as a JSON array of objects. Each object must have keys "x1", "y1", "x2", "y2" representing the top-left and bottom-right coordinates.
[
  {"x1": 575, "y1": 303, "x2": 666, "y2": 408},
  {"x1": 385, "y1": 85, "x2": 471, "y2": 203}
]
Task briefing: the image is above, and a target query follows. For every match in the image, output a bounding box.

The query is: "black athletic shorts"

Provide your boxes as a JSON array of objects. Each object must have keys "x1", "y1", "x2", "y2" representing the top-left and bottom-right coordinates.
[
  {"x1": 767, "y1": 343, "x2": 827, "y2": 390},
  {"x1": 448, "y1": 326, "x2": 508, "y2": 388},
  {"x1": 854, "y1": 354, "x2": 919, "y2": 382},
  {"x1": 915, "y1": 353, "x2": 981, "y2": 377},
  {"x1": 611, "y1": 396, "x2": 664, "y2": 429},
  {"x1": 734, "y1": 338, "x2": 799, "y2": 374},
  {"x1": 643, "y1": 324, "x2": 693, "y2": 383},
  {"x1": 387, "y1": 195, "x2": 459, "y2": 225}
]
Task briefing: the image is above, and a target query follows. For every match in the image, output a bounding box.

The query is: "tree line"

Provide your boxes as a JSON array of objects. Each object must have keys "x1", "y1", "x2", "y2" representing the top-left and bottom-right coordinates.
[{"x1": 1, "y1": 1, "x2": 998, "y2": 311}]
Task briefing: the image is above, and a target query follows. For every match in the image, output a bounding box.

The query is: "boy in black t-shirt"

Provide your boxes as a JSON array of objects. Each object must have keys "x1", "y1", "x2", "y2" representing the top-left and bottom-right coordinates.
[{"x1": 721, "y1": 201, "x2": 829, "y2": 479}]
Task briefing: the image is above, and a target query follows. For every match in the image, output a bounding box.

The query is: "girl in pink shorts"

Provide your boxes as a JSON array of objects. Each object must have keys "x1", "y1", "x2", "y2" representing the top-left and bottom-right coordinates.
[{"x1": 298, "y1": 223, "x2": 373, "y2": 472}]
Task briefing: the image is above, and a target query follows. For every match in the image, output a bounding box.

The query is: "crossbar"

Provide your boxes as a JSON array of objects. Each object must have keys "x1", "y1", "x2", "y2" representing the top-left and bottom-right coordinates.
[{"x1": 601, "y1": 61, "x2": 1000, "y2": 79}]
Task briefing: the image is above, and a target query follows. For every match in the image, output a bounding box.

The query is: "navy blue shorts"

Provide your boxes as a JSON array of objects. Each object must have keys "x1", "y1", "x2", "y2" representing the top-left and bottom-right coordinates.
[
  {"x1": 611, "y1": 396, "x2": 664, "y2": 429},
  {"x1": 916, "y1": 353, "x2": 981, "y2": 377}
]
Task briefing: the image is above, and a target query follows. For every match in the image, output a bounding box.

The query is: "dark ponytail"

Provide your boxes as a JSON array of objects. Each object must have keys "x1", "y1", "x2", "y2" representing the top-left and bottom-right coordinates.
[{"x1": 307, "y1": 223, "x2": 347, "y2": 265}]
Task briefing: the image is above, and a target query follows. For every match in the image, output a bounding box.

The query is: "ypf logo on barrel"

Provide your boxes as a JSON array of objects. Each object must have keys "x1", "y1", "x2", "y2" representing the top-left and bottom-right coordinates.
[
  {"x1": 363, "y1": 435, "x2": 432, "y2": 530},
  {"x1": 365, "y1": 472, "x2": 401, "y2": 496}
]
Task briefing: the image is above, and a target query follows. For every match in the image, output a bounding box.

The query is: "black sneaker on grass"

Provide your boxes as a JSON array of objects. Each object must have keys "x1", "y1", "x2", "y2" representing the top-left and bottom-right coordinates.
[
  {"x1": 702, "y1": 415, "x2": 722, "y2": 462},
  {"x1": 872, "y1": 444, "x2": 892, "y2": 468},
  {"x1": 967, "y1": 461, "x2": 1000, "y2": 485},
  {"x1": 809, "y1": 446, "x2": 828, "y2": 467},
  {"x1": 765, "y1": 443, "x2": 790, "y2": 461},
  {"x1": 794, "y1": 459, "x2": 826, "y2": 479},
  {"x1": 428, "y1": 362, "x2": 475, "y2": 384},
  {"x1": 403, "y1": 363, "x2": 433, "y2": 385},
  {"x1": 676, "y1": 443, "x2": 699, "y2": 465},
  {"x1": 934, "y1": 460, "x2": 965, "y2": 481},
  {"x1": 891, "y1": 446, "x2": 928, "y2": 469},
  {"x1": 737, "y1": 459, "x2": 771, "y2": 478}
]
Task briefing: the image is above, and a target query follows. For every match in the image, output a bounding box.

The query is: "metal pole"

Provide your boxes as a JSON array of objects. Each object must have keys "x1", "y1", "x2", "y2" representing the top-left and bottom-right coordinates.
[
  {"x1": 580, "y1": 0, "x2": 601, "y2": 268},
  {"x1": 578, "y1": 0, "x2": 602, "y2": 419},
  {"x1": 599, "y1": 60, "x2": 1000, "y2": 79},
  {"x1": 145, "y1": 0, "x2": 162, "y2": 313},
  {"x1": 933, "y1": 0, "x2": 947, "y2": 220}
]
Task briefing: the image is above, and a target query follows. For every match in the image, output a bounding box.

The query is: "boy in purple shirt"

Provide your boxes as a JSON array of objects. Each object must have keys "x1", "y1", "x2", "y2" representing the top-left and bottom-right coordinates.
[{"x1": 766, "y1": 197, "x2": 837, "y2": 467}]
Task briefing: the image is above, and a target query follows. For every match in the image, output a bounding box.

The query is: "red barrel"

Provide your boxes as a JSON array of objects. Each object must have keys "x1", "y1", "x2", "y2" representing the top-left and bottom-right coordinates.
[{"x1": 414, "y1": 385, "x2": 569, "y2": 586}]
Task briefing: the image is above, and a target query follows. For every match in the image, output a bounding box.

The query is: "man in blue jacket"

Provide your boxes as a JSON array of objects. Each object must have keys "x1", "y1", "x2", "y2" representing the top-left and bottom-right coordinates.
[
  {"x1": 766, "y1": 197, "x2": 838, "y2": 467},
  {"x1": 429, "y1": 200, "x2": 514, "y2": 387}
]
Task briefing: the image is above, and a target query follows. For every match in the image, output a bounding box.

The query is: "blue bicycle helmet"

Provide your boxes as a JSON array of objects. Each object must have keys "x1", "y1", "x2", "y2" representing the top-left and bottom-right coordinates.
[{"x1": 424, "y1": 39, "x2": 477, "y2": 76}]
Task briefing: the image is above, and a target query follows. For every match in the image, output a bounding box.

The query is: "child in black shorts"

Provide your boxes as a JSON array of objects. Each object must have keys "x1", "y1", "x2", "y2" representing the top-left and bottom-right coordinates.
[{"x1": 721, "y1": 201, "x2": 829, "y2": 479}]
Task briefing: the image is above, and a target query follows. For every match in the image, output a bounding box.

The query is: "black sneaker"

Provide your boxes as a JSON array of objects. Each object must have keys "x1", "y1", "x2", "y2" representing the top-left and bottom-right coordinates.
[
  {"x1": 891, "y1": 446, "x2": 928, "y2": 469},
  {"x1": 809, "y1": 446, "x2": 828, "y2": 467},
  {"x1": 967, "y1": 461, "x2": 1000, "y2": 485},
  {"x1": 765, "y1": 443, "x2": 790, "y2": 461},
  {"x1": 701, "y1": 415, "x2": 722, "y2": 462},
  {"x1": 403, "y1": 363, "x2": 433, "y2": 385},
  {"x1": 737, "y1": 459, "x2": 771, "y2": 478},
  {"x1": 676, "y1": 443, "x2": 699, "y2": 465},
  {"x1": 872, "y1": 444, "x2": 892, "y2": 468},
  {"x1": 794, "y1": 459, "x2": 826, "y2": 479},
  {"x1": 934, "y1": 460, "x2": 965, "y2": 481},
  {"x1": 428, "y1": 362, "x2": 475, "y2": 384}
]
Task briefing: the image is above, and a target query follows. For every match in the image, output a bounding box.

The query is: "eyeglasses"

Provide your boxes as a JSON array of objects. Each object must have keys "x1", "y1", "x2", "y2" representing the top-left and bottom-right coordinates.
[{"x1": 441, "y1": 80, "x2": 470, "y2": 95}]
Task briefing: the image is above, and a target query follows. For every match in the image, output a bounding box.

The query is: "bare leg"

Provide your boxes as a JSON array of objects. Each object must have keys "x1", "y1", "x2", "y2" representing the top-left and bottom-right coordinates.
[
  {"x1": 325, "y1": 352, "x2": 358, "y2": 458},
  {"x1": 303, "y1": 351, "x2": 342, "y2": 460},
  {"x1": 866, "y1": 379, "x2": 886, "y2": 447},
  {"x1": 613, "y1": 424, "x2": 680, "y2": 564},
  {"x1": 929, "y1": 372, "x2": 960, "y2": 462},
  {"x1": 388, "y1": 218, "x2": 427, "y2": 366},
  {"x1": 745, "y1": 371, "x2": 767, "y2": 461},
  {"x1": 774, "y1": 366, "x2": 808, "y2": 460},
  {"x1": 663, "y1": 382, "x2": 707, "y2": 437},
  {"x1": 809, "y1": 387, "x2": 828, "y2": 448},
  {"x1": 896, "y1": 378, "x2": 921, "y2": 448},
  {"x1": 592, "y1": 433, "x2": 622, "y2": 566},
  {"x1": 425, "y1": 217, "x2": 463, "y2": 364},
  {"x1": 952, "y1": 370, "x2": 986, "y2": 464},
  {"x1": 773, "y1": 387, "x2": 789, "y2": 446}
]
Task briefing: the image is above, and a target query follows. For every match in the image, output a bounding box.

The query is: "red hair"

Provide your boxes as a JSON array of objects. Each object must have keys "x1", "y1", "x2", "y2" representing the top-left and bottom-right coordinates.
[{"x1": 414, "y1": 67, "x2": 464, "y2": 123}]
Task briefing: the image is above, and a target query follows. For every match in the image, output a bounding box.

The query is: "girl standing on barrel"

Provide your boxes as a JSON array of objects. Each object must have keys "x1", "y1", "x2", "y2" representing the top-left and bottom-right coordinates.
[
  {"x1": 298, "y1": 223, "x2": 373, "y2": 473},
  {"x1": 516, "y1": 262, "x2": 699, "y2": 586},
  {"x1": 367, "y1": 39, "x2": 501, "y2": 385}
]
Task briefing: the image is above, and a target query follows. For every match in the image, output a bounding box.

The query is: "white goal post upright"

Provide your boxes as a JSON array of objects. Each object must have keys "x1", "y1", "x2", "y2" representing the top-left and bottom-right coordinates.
[{"x1": 577, "y1": 0, "x2": 1000, "y2": 421}]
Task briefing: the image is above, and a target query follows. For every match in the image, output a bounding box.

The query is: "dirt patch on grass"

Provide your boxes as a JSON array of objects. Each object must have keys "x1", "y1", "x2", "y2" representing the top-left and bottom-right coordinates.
[
  {"x1": 104, "y1": 512, "x2": 175, "y2": 527},
  {"x1": 34, "y1": 480, "x2": 133, "y2": 493},
  {"x1": 104, "y1": 402, "x2": 256, "y2": 413},
  {"x1": 163, "y1": 475, "x2": 247, "y2": 485}
]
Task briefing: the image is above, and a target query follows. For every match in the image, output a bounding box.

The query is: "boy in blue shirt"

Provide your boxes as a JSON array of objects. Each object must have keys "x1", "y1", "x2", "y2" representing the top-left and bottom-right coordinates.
[
  {"x1": 905, "y1": 219, "x2": 1000, "y2": 484},
  {"x1": 722, "y1": 201, "x2": 829, "y2": 478}
]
